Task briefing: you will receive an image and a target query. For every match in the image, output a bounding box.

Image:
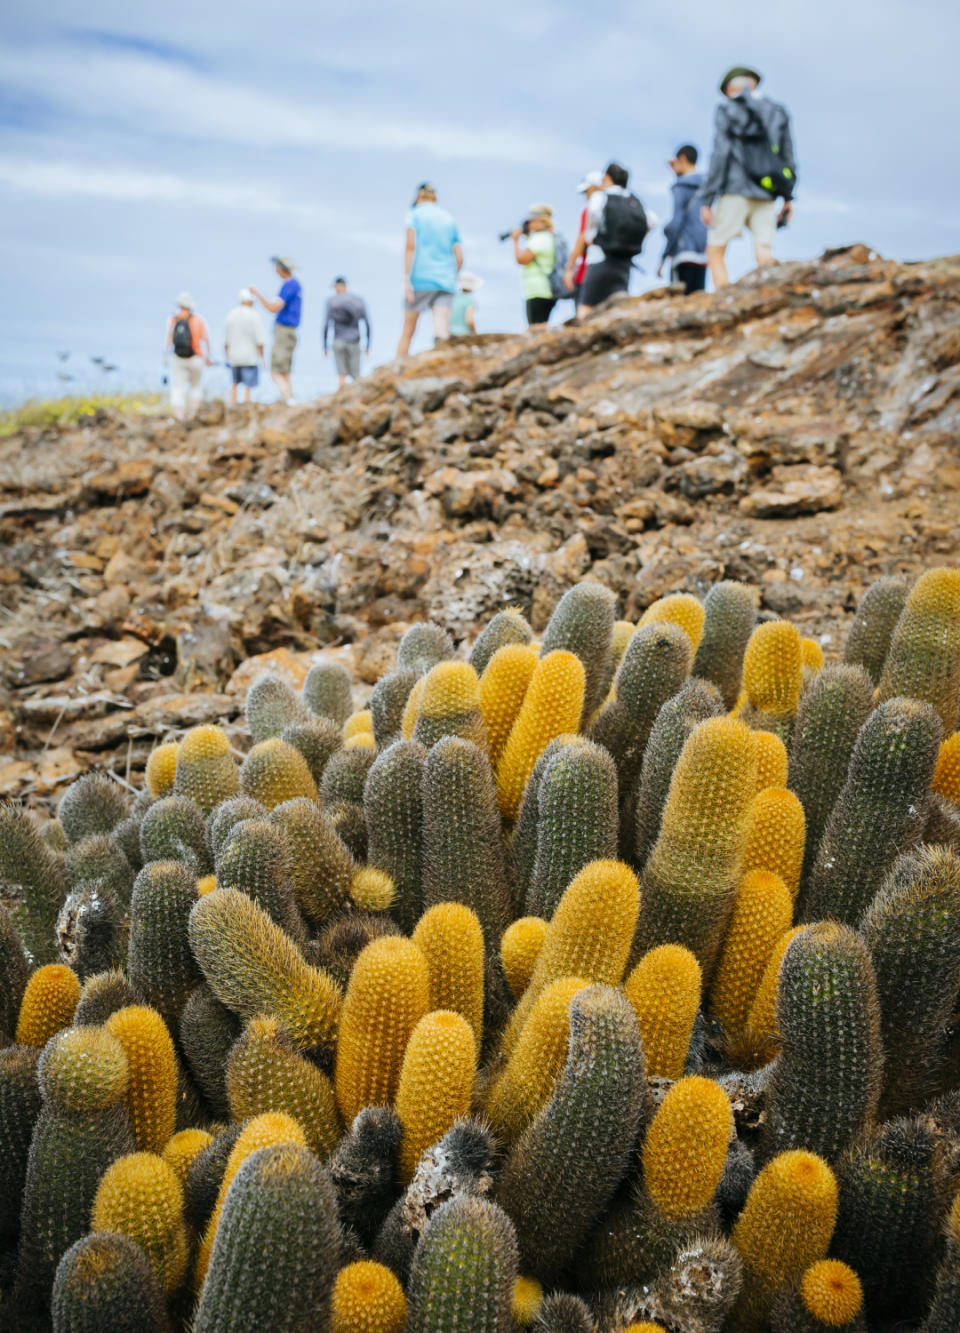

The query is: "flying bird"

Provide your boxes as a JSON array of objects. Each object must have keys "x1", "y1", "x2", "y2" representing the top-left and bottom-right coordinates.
[
  {"x1": 56, "y1": 351, "x2": 70, "y2": 361},
  {"x1": 90, "y1": 356, "x2": 104, "y2": 365},
  {"x1": 56, "y1": 372, "x2": 75, "y2": 382}
]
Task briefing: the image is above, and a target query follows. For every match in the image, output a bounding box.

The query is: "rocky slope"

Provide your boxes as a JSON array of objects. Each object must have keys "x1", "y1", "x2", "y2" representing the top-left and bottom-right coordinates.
[{"x1": 1, "y1": 243, "x2": 958, "y2": 803}]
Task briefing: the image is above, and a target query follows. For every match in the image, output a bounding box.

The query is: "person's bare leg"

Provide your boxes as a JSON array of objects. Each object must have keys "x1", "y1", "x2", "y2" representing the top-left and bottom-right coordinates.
[
  {"x1": 707, "y1": 244, "x2": 729, "y2": 289},
  {"x1": 396, "y1": 310, "x2": 419, "y2": 358},
  {"x1": 432, "y1": 302, "x2": 451, "y2": 343},
  {"x1": 242, "y1": 386, "x2": 251, "y2": 405},
  {"x1": 272, "y1": 372, "x2": 292, "y2": 402},
  {"x1": 229, "y1": 382, "x2": 237, "y2": 406},
  {"x1": 338, "y1": 374, "x2": 346, "y2": 391},
  {"x1": 755, "y1": 245, "x2": 774, "y2": 267}
]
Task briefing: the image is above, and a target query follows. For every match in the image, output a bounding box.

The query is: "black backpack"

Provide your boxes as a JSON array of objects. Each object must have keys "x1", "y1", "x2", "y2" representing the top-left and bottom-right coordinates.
[
  {"x1": 731, "y1": 97, "x2": 797, "y2": 200},
  {"x1": 596, "y1": 192, "x2": 649, "y2": 260},
  {"x1": 172, "y1": 316, "x2": 195, "y2": 358}
]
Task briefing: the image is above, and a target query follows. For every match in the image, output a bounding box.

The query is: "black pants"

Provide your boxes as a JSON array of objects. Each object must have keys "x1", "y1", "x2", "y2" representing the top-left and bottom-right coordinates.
[
  {"x1": 672, "y1": 262, "x2": 707, "y2": 294},
  {"x1": 526, "y1": 297, "x2": 556, "y2": 326},
  {"x1": 579, "y1": 256, "x2": 632, "y2": 307}
]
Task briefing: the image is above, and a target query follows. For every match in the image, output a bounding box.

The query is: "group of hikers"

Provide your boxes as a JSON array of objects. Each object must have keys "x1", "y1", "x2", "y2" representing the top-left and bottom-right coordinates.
[{"x1": 163, "y1": 65, "x2": 796, "y2": 418}]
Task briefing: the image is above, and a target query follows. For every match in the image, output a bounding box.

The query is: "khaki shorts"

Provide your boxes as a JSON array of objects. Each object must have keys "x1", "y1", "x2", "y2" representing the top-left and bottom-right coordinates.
[
  {"x1": 708, "y1": 194, "x2": 777, "y2": 249},
  {"x1": 271, "y1": 323, "x2": 298, "y2": 374}
]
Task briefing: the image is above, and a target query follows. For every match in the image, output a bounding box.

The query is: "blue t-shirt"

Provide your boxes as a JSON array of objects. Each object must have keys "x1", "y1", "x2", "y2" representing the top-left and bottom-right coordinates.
[
  {"x1": 275, "y1": 277, "x2": 302, "y2": 327},
  {"x1": 406, "y1": 203, "x2": 461, "y2": 292}
]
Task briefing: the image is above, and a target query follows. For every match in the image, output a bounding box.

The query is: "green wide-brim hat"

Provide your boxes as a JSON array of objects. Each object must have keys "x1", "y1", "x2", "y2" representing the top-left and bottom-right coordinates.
[{"x1": 720, "y1": 65, "x2": 762, "y2": 93}]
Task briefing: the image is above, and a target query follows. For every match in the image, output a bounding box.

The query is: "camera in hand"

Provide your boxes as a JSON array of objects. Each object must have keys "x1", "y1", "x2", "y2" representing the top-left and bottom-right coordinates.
[{"x1": 498, "y1": 221, "x2": 530, "y2": 241}]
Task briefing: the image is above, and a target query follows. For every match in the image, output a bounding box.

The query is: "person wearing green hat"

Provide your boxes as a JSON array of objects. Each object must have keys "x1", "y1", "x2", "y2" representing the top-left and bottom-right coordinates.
[{"x1": 699, "y1": 67, "x2": 797, "y2": 289}]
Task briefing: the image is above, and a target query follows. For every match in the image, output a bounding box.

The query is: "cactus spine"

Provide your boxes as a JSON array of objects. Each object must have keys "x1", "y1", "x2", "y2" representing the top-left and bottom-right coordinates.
[
  {"x1": 624, "y1": 944, "x2": 701, "y2": 1079},
  {"x1": 406, "y1": 1196, "x2": 517, "y2": 1332},
  {"x1": 634, "y1": 716, "x2": 757, "y2": 978},
  {"x1": 331, "y1": 1260, "x2": 407, "y2": 1333},
  {"x1": 497, "y1": 985, "x2": 647, "y2": 1282},
  {"x1": 127, "y1": 860, "x2": 200, "y2": 1026},
  {"x1": 58, "y1": 772, "x2": 128, "y2": 843},
  {"x1": 753, "y1": 728, "x2": 788, "y2": 790},
  {"x1": 104, "y1": 1005, "x2": 178, "y2": 1153},
  {"x1": 239, "y1": 738, "x2": 319, "y2": 808},
  {"x1": 710, "y1": 870, "x2": 793, "y2": 1034},
  {"x1": 479, "y1": 643, "x2": 539, "y2": 765},
  {"x1": 500, "y1": 916, "x2": 548, "y2": 1000},
  {"x1": 540, "y1": 580, "x2": 617, "y2": 722},
  {"x1": 334, "y1": 935, "x2": 430, "y2": 1122},
  {"x1": 642, "y1": 1075, "x2": 732, "y2": 1218},
  {"x1": 877, "y1": 567, "x2": 960, "y2": 732},
  {"x1": 396, "y1": 1010, "x2": 477, "y2": 1180},
  {"x1": 422, "y1": 737, "x2": 511, "y2": 945},
  {"x1": 638, "y1": 591, "x2": 705, "y2": 650},
  {"x1": 189, "y1": 888, "x2": 342, "y2": 1056},
  {"x1": 194, "y1": 1144, "x2": 339, "y2": 1333},
  {"x1": 227, "y1": 1014, "x2": 339, "y2": 1157},
  {"x1": 496, "y1": 650, "x2": 586, "y2": 819},
  {"x1": 365, "y1": 739, "x2": 427, "y2": 932},
  {"x1": 91, "y1": 1152, "x2": 189, "y2": 1295},
  {"x1": 51, "y1": 1233, "x2": 170, "y2": 1333},
  {"x1": 412, "y1": 902, "x2": 485, "y2": 1046},
  {"x1": 764, "y1": 924, "x2": 882, "y2": 1164},
  {"x1": 173, "y1": 724, "x2": 238, "y2": 814},
  {"x1": 469, "y1": 607, "x2": 534, "y2": 677},
  {"x1": 16, "y1": 963, "x2": 80, "y2": 1047},
  {"x1": 844, "y1": 574, "x2": 909, "y2": 683},
  {"x1": 412, "y1": 660, "x2": 488, "y2": 750},
  {"x1": 804, "y1": 697, "x2": 941, "y2": 924},
  {"x1": 0, "y1": 804, "x2": 71, "y2": 963},
  {"x1": 245, "y1": 672, "x2": 308, "y2": 741},
  {"x1": 146, "y1": 741, "x2": 179, "y2": 798},
  {"x1": 691, "y1": 580, "x2": 756, "y2": 709},
  {"x1": 304, "y1": 658, "x2": 354, "y2": 725},
  {"x1": 526, "y1": 740, "x2": 618, "y2": 919},
  {"x1": 740, "y1": 787, "x2": 806, "y2": 899},
  {"x1": 730, "y1": 1149, "x2": 838, "y2": 1332},
  {"x1": 771, "y1": 1260, "x2": 865, "y2": 1332},
  {"x1": 742, "y1": 619, "x2": 804, "y2": 738}
]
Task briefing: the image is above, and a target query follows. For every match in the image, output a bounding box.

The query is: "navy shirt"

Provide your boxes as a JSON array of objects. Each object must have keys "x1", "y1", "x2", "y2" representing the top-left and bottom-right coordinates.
[{"x1": 275, "y1": 277, "x2": 302, "y2": 328}]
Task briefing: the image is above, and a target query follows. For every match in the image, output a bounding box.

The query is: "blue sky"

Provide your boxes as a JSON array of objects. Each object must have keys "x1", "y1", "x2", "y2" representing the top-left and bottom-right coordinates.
[{"x1": 1, "y1": 1, "x2": 956, "y2": 405}]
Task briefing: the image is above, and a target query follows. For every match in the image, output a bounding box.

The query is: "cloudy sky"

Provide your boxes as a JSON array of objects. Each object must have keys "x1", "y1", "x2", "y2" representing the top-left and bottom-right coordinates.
[{"x1": 1, "y1": 1, "x2": 955, "y2": 405}]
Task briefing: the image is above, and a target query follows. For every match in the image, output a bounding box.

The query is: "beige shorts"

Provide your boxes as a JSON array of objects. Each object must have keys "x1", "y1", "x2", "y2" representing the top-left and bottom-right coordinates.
[
  {"x1": 271, "y1": 323, "x2": 298, "y2": 374},
  {"x1": 708, "y1": 194, "x2": 777, "y2": 249}
]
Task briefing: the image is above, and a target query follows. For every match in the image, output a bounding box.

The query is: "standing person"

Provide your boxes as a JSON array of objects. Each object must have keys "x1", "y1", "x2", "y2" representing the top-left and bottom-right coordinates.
[
  {"x1": 323, "y1": 277, "x2": 371, "y2": 390},
  {"x1": 700, "y1": 66, "x2": 797, "y2": 289},
  {"x1": 450, "y1": 271, "x2": 483, "y2": 336},
  {"x1": 563, "y1": 163, "x2": 649, "y2": 316},
  {"x1": 164, "y1": 292, "x2": 210, "y2": 422},
  {"x1": 658, "y1": 145, "x2": 709, "y2": 294},
  {"x1": 511, "y1": 205, "x2": 558, "y2": 327},
  {"x1": 223, "y1": 289, "x2": 265, "y2": 406},
  {"x1": 250, "y1": 256, "x2": 301, "y2": 404},
  {"x1": 572, "y1": 171, "x2": 604, "y2": 306},
  {"x1": 397, "y1": 183, "x2": 463, "y2": 358}
]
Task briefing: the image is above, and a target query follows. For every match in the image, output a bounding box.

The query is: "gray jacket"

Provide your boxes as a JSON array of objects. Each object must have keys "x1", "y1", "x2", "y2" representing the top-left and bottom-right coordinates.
[{"x1": 700, "y1": 90, "x2": 796, "y2": 207}]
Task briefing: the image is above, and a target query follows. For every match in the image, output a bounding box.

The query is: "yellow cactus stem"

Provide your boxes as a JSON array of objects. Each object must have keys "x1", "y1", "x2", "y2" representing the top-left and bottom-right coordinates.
[
  {"x1": 162, "y1": 1127, "x2": 213, "y2": 1187},
  {"x1": 412, "y1": 660, "x2": 487, "y2": 750},
  {"x1": 800, "y1": 1258, "x2": 863, "y2": 1326},
  {"x1": 741, "y1": 788, "x2": 806, "y2": 900},
  {"x1": 350, "y1": 867, "x2": 395, "y2": 912},
  {"x1": 91, "y1": 1151, "x2": 189, "y2": 1296},
  {"x1": 623, "y1": 1324, "x2": 667, "y2": 1332},
  {"x1": 344, "y1": 709, "x2": 374, "y2": 740},
  {"x1": 400, "y1": 675, "x2": 426, "y2": 740},
  {"x1": 196, "y1": 873, "x2": 217, "y2": 896},
  {"x1": 396, "y1": 1009, "x2": 477, "y2": 1181},
  {"x1": 195, "y1": 1110, "x2": 306, "y2": 1289},
  {"x1": 753, "y1": 729, "x2": 788, "y2": 791},
  {"x1": 412, "y1": 902, "x2": 485, "y2": 1047},
  {"x1": 479, "y1": 643, "x2": 539, "y2": 765},
  {"x1": 732, "y1": 924, "x2": 809, "y2": 1070},
  {"x1": 623, "y1": 945, "x2": 701, "y2": 1080},
  {"x1": 174, "y1": 724, "x2": 239, "y2": 813},
  {"x1": 334, "y1": 936, "x2": 430, "y2": 1123},
  {"x1": 731, "y1": 1149, "x2": 839, "y2": 1332},
  {"x1": 730, "y1": 688, "x2": 748, "y2": 718},
  {"x1": 500, "y1": 916, "x2": 548, "y2": 1000},
  {"x1": 643, "y1": 1075, "x2": 733, "y2": 1219},
  {"x1": 486, "y1": 975, "x2": 588, "y2": 1142},
  {"x1": 501, "y1": 859, "x2": 640, "y2": 1057},
  {"x1": 512, "y1": 1275, "x2": 544, "y2": 1325},
  {"x1": 801, "y1": 638, "x2": 825, "y2": 672},
  {"x1": 496, "y1": 650, "x2": 587, "y2": 820},
  {"x1": 932, "y1": 732, "x2": 960, "y2": 805},
  {"x1": 331, "y1": 1260, "x2": 408, "y2": 1333},
  {"x1": 104, "y1": 1005, "x2": 177, "y2": 1153},
  {"x1": 239, "y1": 738, "x2": 319, "y2": 809},
  {"x1": 710, "y1": 871, "x2": 793, "y2": 1034},
  {"x1": 146, "y1": 741, "x2": 179, "y2": 798},
  {"x1": 638, "y1": 593, "x2": 706, "y2": 652},
  {"x1": 743, "y1": 620, "x2": 804, "y2": 717},
  {"x1": 345, "y1": 732, "x2": 377, "y2": 751},
  {"x1": 15, "y1": 963, "x2": 81, "y2": 1048}
]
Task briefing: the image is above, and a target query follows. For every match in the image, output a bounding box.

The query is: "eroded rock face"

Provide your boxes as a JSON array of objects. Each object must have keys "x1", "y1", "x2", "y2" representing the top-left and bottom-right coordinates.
[{"x1": 2, "y1": 245, "x2": 959, "y2": 801}]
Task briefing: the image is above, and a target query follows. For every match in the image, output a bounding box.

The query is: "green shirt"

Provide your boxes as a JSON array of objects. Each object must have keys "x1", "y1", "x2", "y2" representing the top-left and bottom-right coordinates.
[
  {"x1": 450, "y1": 291, "x2": 477, "y2": 335},
  {"x1": 521, "y1": 231, "x2": 555, "y2": 300}
]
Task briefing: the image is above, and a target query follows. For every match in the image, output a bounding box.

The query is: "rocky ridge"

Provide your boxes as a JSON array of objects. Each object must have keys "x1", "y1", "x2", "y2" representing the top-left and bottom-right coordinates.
[{"x1": 1, "y1": 243, "x2": 958, "y2": 803}]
